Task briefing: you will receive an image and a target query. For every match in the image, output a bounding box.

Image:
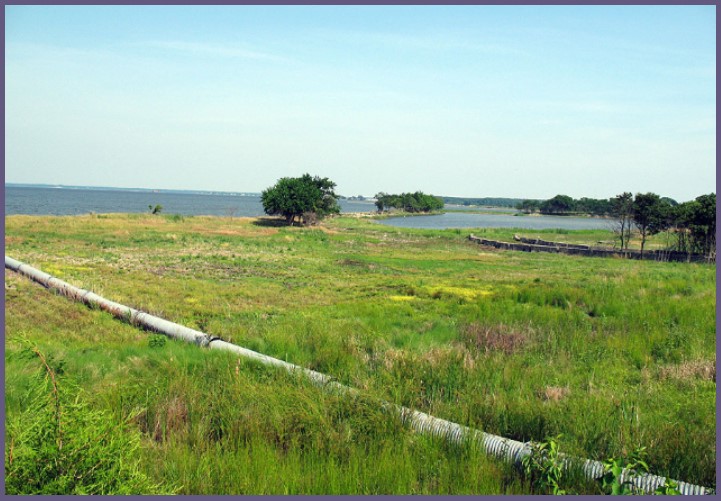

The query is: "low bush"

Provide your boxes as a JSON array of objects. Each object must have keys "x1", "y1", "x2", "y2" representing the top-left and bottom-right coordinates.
[{"x1": 4, "y1": 342, "x2": 172, "y2": 495}]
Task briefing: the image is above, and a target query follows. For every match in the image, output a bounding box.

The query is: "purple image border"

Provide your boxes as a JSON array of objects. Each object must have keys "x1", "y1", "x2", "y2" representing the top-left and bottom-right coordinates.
[{"x1": 0, "y1": 2, "x2": 717, "y2": 500}]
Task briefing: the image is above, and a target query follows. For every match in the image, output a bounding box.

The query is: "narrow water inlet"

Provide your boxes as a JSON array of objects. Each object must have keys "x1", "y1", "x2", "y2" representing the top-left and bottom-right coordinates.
[{"x1": 5, "y1": 255, "x2": 713, "y2": 495}]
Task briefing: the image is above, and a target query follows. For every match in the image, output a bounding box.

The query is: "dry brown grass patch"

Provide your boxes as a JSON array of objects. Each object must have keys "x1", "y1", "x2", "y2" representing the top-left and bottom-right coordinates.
[
  {"x1": 381, "y1": 345, "x2": 477, "y2": 373},
  {"x1": 204, "y1": 227, "x2": 279, "y2": 237},
  {"x1": 382, "y1": 348, "x2": 406, "y2": 371},
  {"x1": 462, "y1": 323, "x2": 531, "y2": 355},
  {"x1": 422, "y1": 345, "x2": 476, "y2": 370},
  {"x1": 540, "y1": 386, "x2": 571, "y2": 402},
  {"x1": 658, "y1": 359, "x2": 716, "y2": 382},
  {"x1": 152, "y1": 396, "x2": 189, "y2": 442}
]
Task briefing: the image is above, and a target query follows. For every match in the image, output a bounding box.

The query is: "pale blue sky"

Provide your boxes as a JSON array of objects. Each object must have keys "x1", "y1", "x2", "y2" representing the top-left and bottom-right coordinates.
[{"x1": 4, "y1": 5, "x2": 716, "y2": 200}]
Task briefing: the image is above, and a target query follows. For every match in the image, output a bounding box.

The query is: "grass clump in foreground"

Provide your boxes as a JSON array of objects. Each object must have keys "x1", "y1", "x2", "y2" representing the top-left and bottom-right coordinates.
[
  {"x1": 5, "y1": 213, "x2": 716, "y2": 493},
  {"x1": 5, "y1": 341, "x2": 170, "y2": 494}
]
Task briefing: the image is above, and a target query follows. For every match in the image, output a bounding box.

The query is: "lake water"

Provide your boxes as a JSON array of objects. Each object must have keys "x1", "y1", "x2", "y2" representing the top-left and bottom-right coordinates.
[
  {"x1": 5, "y1": 186, "x2": 612, "y2": 230},
  {"x1": 375, "y1": 212, "x2": 613, "y2": 231},
  {"x1": 4, "y1": 185, "x2": 376, "y2": 216}
]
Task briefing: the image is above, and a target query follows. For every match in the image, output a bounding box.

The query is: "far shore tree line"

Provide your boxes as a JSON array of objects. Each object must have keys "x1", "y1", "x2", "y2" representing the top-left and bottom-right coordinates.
[
  {"x1": 519, "y1": 192, "x2": 715, "y2": 257},
  {"x1": 259, "y1": 174, "x2": 714, "y2": 259},
  {"x1": 373, "y1": 192, "x2": 444, "y2": 213}
]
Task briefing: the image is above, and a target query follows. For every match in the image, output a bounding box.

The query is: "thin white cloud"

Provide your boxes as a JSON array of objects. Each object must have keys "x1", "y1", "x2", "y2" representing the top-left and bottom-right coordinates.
[
  {"x1": 6, "y1": 39, "x2": 286, "y2": 64},
  {"x1": 5, "y1": 41, "x2": 111, "y2": 60},
  {"x1": 143, "y1": 40, "x2": 286, "y2": 62},
  {"x1": 317, "y1": 29, "x2": 526, "y2": 56},
  {"x1": 524, "y1": 100, "x2": 630, "y2": 115}
]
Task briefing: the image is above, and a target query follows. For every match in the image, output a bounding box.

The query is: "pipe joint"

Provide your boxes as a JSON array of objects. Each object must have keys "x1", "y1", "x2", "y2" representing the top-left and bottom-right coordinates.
[{"x1": 204, "y1": 336, "x2": 223, "y2": 347}]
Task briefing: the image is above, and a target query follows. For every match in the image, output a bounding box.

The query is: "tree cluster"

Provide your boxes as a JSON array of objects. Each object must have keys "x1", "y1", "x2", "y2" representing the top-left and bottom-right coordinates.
[
  {"x1": 261, "y1": 174, "x2": 340, "y2": 226},
  {"x1": 517, "y1": 195, "x2": 613, "y2": 216},
  {"x1": 374, "y1": 192, "x2": 445, "y2": 213},
  {"x1": 442, "y1": 196, "x2": 524, "y2": 208},
  {"x1": 517, "y1": 191, "x2": 715, "y2": 258},
  {"x1": 673, "y1": 193, "x2": 716, "y2": 257},
  {"x1": 610, "y1": 192, "x2": 715, "y2": 256}
]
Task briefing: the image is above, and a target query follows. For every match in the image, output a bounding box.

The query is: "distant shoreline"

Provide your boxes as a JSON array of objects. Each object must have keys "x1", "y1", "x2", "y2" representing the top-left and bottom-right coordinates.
[{"x1": 5, "y1": 183, "x2": 261, "y2": 197}]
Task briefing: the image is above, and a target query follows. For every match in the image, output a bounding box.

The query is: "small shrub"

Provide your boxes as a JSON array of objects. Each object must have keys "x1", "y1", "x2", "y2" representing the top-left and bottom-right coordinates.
[
  {"x1": 521, "y1": 435, "x2": 568, "y2": 495},
  {"x1": 5, "y1": 345, "x2": 170, "y2": 494},
  {"x1": 148, "y1": 335, "x2": 167, "y2": 349},
  {"x1": 654, "y1": 478, "x2": 682, "y2": 495},
  {"x1": 598, "y1": 447, "x2": 649, "y2": 495}
]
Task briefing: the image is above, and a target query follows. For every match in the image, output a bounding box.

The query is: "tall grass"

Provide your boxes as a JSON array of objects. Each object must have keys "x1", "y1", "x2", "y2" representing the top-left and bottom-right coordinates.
[{"x1": 5, "y1": 213, "x2": 716, "y2": 491}]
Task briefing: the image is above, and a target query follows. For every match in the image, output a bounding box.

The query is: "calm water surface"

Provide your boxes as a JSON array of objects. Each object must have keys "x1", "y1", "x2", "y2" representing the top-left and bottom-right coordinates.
[
  {"x1": 375, "y1": 212, "x2": 613, "y2": 231},
  {"x1": 4, "y1": 186, "x2": 375, "y2": 216},
  {"x1": 6, "y1": 186, "x2": 611, "y2": 230}
]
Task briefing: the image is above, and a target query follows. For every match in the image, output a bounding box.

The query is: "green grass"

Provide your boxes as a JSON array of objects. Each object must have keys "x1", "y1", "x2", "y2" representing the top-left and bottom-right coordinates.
[{"x1": 5, "y1": 213, "x2": 716, "y2": 493}]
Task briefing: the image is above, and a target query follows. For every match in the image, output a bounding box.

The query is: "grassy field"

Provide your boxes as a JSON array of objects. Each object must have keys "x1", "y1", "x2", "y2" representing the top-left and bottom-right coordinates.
[{"x1": 4, "y1": 213, "x2": 716, "y2": 494}]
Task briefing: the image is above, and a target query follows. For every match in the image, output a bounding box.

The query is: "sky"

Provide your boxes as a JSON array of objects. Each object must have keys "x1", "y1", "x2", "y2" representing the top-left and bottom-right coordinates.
[{"x1": 4, "y1": 5, "x2": 716, "y2": 201}]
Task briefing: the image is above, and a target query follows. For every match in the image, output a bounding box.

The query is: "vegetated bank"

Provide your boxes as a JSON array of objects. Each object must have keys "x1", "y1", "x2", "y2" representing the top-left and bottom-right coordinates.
[
  {"x1": 5, "y1": 213, "x2": 716, "y2": 494},
  {"x1": 469, "y1": 235, "x2": 713, "y2": 263}
]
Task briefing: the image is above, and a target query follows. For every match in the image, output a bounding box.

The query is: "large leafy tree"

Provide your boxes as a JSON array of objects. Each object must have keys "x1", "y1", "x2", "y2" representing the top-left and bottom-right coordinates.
[
  {"x1": 632, "y1": 192, "x2": 671, "y2": 254},
  {"x1": 261, "y1": 174, "x2": 340, "y2": 225}
]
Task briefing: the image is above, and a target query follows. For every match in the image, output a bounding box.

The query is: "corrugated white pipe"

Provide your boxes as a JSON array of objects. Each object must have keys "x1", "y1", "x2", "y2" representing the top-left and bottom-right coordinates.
[{"x1": 5, "y1": 255, "x2": 713, "y2": 495}]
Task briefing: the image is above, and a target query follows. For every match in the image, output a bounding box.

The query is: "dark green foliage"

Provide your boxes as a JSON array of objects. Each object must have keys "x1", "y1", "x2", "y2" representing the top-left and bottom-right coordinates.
[
  {"x1": 516, "y1": 199, "x2": 541, "y2": 213},
  {"x1": 598, "y1": 447, "x2": 650, "y2": 495},
  {"x1": 540, "y1": 194, "x2": 575, "y2": 215},
  {"x1": 149, "y1": 204, "x2": 163, "y2": 215},
  {"x1": 672, "y1": 193, "x2": 716, "y2": 257},
  {"x1": 655, "y1": 478, "x2": 682, "y2": 495},
  {"x1": 518, "y1": 196, "x2": 611, "y2": 216},
  {"x1": 442, "y1": 196, "x2": 525, "y2": 207},
  {"x1": 574, "y1": 197, "x2": 611, "y2": 216},
  {"x1": 521, "y1": 435, "x2": 567, "y2": 495},
  {"x1": 148, "y1": 334, "x2": 167, "y2": 349},
  {"x1": 374, "y1": 191, "x2": 444, "y2": 213},
  {"x1": 4, "y1": 344, "x2": 169, "y2": 495},
  {"x1": 632, "y1": 193, "x2": 672, "y2": 253},
  {"x1": 609, "y1": 191, "x2": 714, "y2": 257},
  {"x1": 261, "y1": 173, "x2": 340, "y2": 225},
  {"x1": 521, "y1": 439, "x2": 685, "y2": 495}
]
